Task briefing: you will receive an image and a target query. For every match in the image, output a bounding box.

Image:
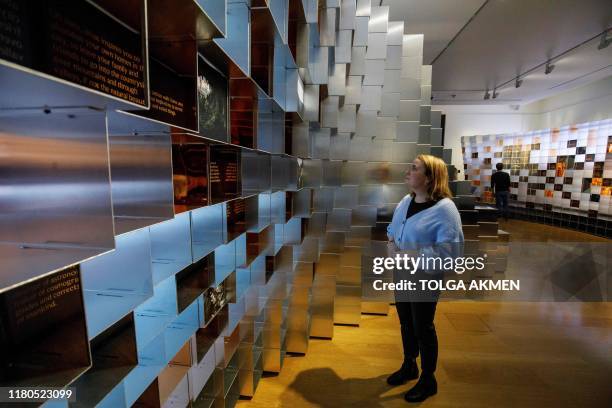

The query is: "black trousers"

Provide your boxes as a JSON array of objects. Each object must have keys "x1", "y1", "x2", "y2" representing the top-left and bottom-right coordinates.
[{"x1": 395, "y1": 301, "x2": 438, "y2": 375}]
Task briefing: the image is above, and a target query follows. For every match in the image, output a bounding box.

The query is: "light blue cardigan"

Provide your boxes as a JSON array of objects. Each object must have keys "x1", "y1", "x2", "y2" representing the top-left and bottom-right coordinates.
[{"x1": 387, "y1": 195, "x2": 464, "y2": 256}]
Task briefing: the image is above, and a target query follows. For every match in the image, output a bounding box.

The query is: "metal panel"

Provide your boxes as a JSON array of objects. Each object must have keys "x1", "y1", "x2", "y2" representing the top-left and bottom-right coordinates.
[
  {"x1": 420, "y1": 105, "x2": 432, "y2": 125},
  {"x1": 391, "y1": 142, "x2": 418, "y2": 164},
  {"x1": 330, "y1": 132, "x2": 351, "y2": 160},
  {"x1": 376, "y1": 116, "x2": 397, "y2": 139},
  {"x1": 308, "y1": 46, "x2": 329, "y2": 85},
  {"x1": 150, "y1": 212, "x2": 192, "y2": 285},
  {"x1": 311, "y1": 127, "x2": 331, "y2": 159},
  {"x1": 328, "y1": 64, "x2": 347, "y2": 96},
  {"x1": 399, "y1": 100, "x2": 421, "y2": 121},
  {"x1": 431, "y1": 110, "x2": 442, "y2": 128},
  {"x1": 322, "y1": 160, "x2": 343, "y2": 187},
  {"x1": 385, "y1": 45, "x2": 402, "y2": 70},
  {"x1": 351, "y1": 205, "x2": 377, "y2": 226},
  {"x1": 419, "y1": 125, "x2": 431, "y2": 144},
  {"x1": 401, "y1": 78, "x2": 422, "y2": 100},
  {"x1": 292, "y1": 121, "x2": 311, "y2": 158},
  {"x1": 366, "y1": 33, "x2": 387, "y2": 60},
  {"x1": 0, "y1": 108, "x2": 115, "y2": 292},
  {"x1": 401, "y1": 56, "x2": 422, "y2": 80},
  {"x1": 353, "y1": 17, "x2": 369, "y2": 46},
  {"x1": 334, "y1": 285, "x2": 361, "y2": 325},
  {"x1": 338, "y1": 104, "x2": 357, "y2": 133},
  {"x1": 214, "y1": 1, "x2": 250, "y2": 75},
  {"x1": 356, "y1": 0, "x2": 371, "y2": 16},
  {"x1": 348, "y1": 136, "x2": 371, "y2": 161},
  {"x1": 360, "y1": 86, "x2": 382, "y2": 111},
  {"x1": 383, "y1": 69, "x2": 401, "y2": 93},
  {"x1": 333, "y1": 186, "x2": 359, "y2": 209},
  {"x1": 389, "y1": 163, "x2": 410, "y2": 184},
  {"x1": 402, "y1": 34, "x2": 424, "y2": 58},
  {"x1": 345, "y1": 76, "x2": 362, "y2": 105},
  {"x1": 380, "y1": 93, "x2": 400, "y2": 118},
  {"x1": 320, "y1": 231, "x2": 346, "y2": 253},
  {"x1": 339, "y1": 0, "x2": 357, "y2": 30},
  {"x1": 431, "y1": 128, "x2": 443, "y2": 146},
  {"x1": 335, "y1": 30, "x2": 353, "y2": 64},
  {"x1": 397, "y1": 121, "x2": 420, "y2": 143},
  {"x1": 368, "y1": 6, "x2": 388, "y2": 33},
  {"x1": 314, "y1": 187, "x2": 335, "y2": 212},
  {"x1": 321, "y1": 96, "x2": 339, "y2": 128},
  {"x1": 363, "y1": 59, "x2": 385, "y2": 86},
  {"x1": 300, "y1": 159, "x2": 322, "y2": 188},
  {"x1": 319, "y1": 7, "x2": 336, "y2": 46},
  {"x1": 349, "y1": 47, "x2": 366, "y2": 76},
  {"x1": 341, "y1": 161, "x2": 367, "y2": 185},
  {"x1": 327, "y1": 209, "x2": 352, "y2": 232},
  {"x1": 387, "y1": 21, "x2": 404, "y2": 46},
  {"x1": 304, "y1": 84, "x2": 320, "y2": 121},
  {"x1": 355, "y1": 110, "x2": 377, "y2": 137}
]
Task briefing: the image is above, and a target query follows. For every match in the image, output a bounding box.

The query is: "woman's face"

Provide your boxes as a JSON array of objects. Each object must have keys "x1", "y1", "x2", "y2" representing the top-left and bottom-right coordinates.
[{"x1": 405, "y1": 159, "x2": 430, "y2": 192}]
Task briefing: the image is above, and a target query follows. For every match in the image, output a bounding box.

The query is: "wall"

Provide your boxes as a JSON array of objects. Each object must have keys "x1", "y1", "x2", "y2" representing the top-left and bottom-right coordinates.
[{"x1": 438, "y1": 75, "x2": 612, "y2": 177}]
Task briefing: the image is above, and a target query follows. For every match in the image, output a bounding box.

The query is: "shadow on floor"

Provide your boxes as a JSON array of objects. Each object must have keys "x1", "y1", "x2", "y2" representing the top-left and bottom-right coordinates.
[{"x1": 284, "y1": 367, "x2": 410, "y2": 407}]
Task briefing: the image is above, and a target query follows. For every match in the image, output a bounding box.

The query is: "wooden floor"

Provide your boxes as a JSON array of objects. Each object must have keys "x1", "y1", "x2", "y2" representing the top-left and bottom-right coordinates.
[{"x1": 237, "y1": 221, "x2": 612, "y2": 408}]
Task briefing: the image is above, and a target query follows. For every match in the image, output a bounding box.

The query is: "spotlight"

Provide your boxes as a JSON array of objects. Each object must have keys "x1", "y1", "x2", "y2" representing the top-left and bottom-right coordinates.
[
  {"x1": 484, "y1": 89, "x2": 491, "y2": 100},
  {"x1": 545, "y1": 62, "x2": 555, "y2": 75},
  {"x1": 515, "y1": 77, "x2": 523, "y2": 88},
  {"x1": 492, "y1": 89, "x2": 498, "y2": 99},
  {"x1": 598, "y1": 30, "x2": 611, "y2": 50}
]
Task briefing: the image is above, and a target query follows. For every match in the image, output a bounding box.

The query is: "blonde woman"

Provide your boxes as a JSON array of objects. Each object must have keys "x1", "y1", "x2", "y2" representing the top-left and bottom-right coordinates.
[{"x1": 386, "y1": 154, "x2": 464, "y2": 403}]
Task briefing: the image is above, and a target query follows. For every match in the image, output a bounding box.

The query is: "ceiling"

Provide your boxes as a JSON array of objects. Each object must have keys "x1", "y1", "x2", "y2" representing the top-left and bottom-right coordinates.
[{"x1": 383, "y1": 0, "x2": 612, "y2": 105}]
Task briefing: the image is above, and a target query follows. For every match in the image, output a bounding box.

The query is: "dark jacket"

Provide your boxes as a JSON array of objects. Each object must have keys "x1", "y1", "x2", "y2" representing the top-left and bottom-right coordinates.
[{"x1": 491, "y1": 170, "x2": 510, "y2": 192}]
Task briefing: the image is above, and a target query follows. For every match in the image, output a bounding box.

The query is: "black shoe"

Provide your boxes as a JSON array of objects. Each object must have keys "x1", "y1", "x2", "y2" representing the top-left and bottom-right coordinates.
[
  {"x1": 404, "y1": 373, "x2": 437, "y2": 402},
  {"x1": 386, "y1": 361, "x2": 419, "y2": 386}
]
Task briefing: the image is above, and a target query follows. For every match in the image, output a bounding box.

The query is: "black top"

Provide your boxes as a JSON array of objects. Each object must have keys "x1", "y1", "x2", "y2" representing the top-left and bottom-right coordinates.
[
  {"x1": 491, "y1": 170, "x2": 510, "y2": 192},
  {"x1": 405, "y1": 198, "x2": 438, "y2": 220}
]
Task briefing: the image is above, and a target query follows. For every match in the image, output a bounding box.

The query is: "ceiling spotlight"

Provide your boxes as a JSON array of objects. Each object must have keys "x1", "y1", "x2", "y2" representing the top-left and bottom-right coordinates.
[
  {"x1": 515, "y1": 77, "x2": 523, "y2": 88},
  {"x1": 492, "y1": 88, "x2": 499, "y2": 99},
  {"x1": 545, "y1": 61, "x2": 555, "y2": 75},
  {"x1": 598, "y1": 30, "x2": 611, "y2": 50},
  {"x1": 484, "y1": 89, "x2": 491, "y2": 100}
]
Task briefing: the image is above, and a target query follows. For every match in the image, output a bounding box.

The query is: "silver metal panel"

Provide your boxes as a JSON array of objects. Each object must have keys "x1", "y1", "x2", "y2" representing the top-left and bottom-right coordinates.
[
  {"x1": 308, "y1": 46, "x2": 329, "y2": 85},
  {"x1": 330, "y1": 132, "x2": 351, "y2": 160},
  {"x1": 300, "y1": 159, "x2": 322, "y2": 188},
  {"x1": 400, "y1": 100, "x2": 421, "y2": 121},
  {"x1": 376, "y1": 116, "x2": 397, "y2": 139},
  {"x1": 391, "y1": 142, "x2": 418, "y2": 164},
  {"x1": 328, "y1": 64, "x2": 347, "y2": 96},
  {"x1": 0, "y1": 108, "x2": 114, "y2": 292},
  {"x1": 363, "y1": 59, "x2": 385, "y2": 86},
  {"x1": 317, "y1": 253, "x2": 340, "y2": 275},
  {"x1": 416, "y1": 144, "x2": 431, "y2": 156},
  {"x1": 421, "y1": 85, "x2": 432, "y2": 104},
  {"x1": 356, "y1": 0, "x2": 371, "y2": 16},
  {"x1": 333, "y1": 186, "x2": 358, "y2": 209},
  {"x1": 351, "y1": 205, "x2": 377, "y2": 226},
  {"x1": 292, "y1": 122, "x2": 311, "y2": 158},
  {"x1": 396, "y1": 121, "x2": 420, "y2": 143},
  {"x1": 419, "y1": 125, "x2": 431, "y2": 144},
  {"x1": 355, "y1": 110, "x2": 377, "y2": 137},
  {"x1": 319, "y1": 7, "x2": 336, "y2": 47},
  {"x1": 401, "y1": 56, "x2": 422, "y2": 80},
  {"x1": 380, "y1": 93, "x2": 400, "y2": 118},
  {"x1": 385, "y1": 46, "x2": 402, "y2": 70},
  {"x1": 420, "y1": 105, "x2": 431, "y2": 125},
  {"x1": 346, "y1": 225, "x2": 371, "y2": 246},
  {"x1": 349, "y1": 47, "x2": 366, "y2": 76},
  {"x1": 368, "y1": 6, "x2": 388, "y2": 33},
  {"x1": 401, "y1": 78, "x2": 422, "y2": 100},
  {"x1": 108, "y1": 133, "x2": 173, "y2": 235},
  {"x1": 431, "y1": 110, "x2": 442, "y2": 128},
  {"x1": 402, "y1": 34, "x2": 424, "y2": 58},
  {"x1": 311, "y1": 127, "x2": 331, "y2": 160},
  {"x1": 314, "y1": 187, "x2": 335, "y2": 212},
  {"x1": 335, "y1": 30, "x2": 353, "y2": 64},
  {"x1": 359, "y1": 185, "x2": 384, "y2": 205},
  {"x1": 365, "y1": 33, "x2": 387, "y2": 60},
  {"x1": 443, "y1": 149, "x2": 453, "y2": 165},
  {"x1": 339, "y1": 0, "x2": 356, "y2": 30},
  {"x1": 430, "y1": 146, "x2": 444, "y2": 159},
  {"x1": 353, "y1": 17, "x2": 369, "y2": 46},
  {"x1": 360, "y1": 86, "x2": 382, "y2": 111},
  {"x1": 214, "y1": 1, "x2": 249, "y2": 75},
  {"x1": 292, "y1": 189, "x2": 313, "y2": 219},
  {"x1": 149, "y1": 212, "x2": 192, "y2": 285},
  {"x1": 327, "y1": 209, "x2": 352, "y2": 232},
  {"x1": 387, "y1": 21, "x2": 404, "y2": 46},
  {"x1": 322, "y1": 160, "x2": 343, "y2": 187},
  {"x1": 338, "y1": 104, "x2": 357, "y2": 133},
  {"x1": 296, "y1": 22, "x2": 310, "y2": 68},
  {"x1": 431, "y1": 128, "x2": 443, "y2": 146},
  {"x1": 348, "y1": 136, "x2": 371, "y2": 161},
  {"x1": 304, "y1": 84, "x2": 320, "y2": 122},
  {"x1": 294, "y1": 236, "x2": 320, "y2": 263},
  {"x1": 321, "y1": 96, "x2": 339, "y2": 128},
  {"x1": 383, "y1": 69, "x2": 401, "y2": 93},
  {"x1": 364, "y1": 162, "x2": 391, "y2": 185},
  {"x1": 345, "y1": 76, "x2": 363, "y2": 105},
  {"x1": 421, "y1": 65, "x2": 433, "y2": 86},
  {"x1": 305, "y1": 212, "x2": 327, "y2": 237},
  {"x1": 334, "y1": 285, "x2": 361, "y2": 325},
  {"x1": 341, "y1": 161, "x2": 367, "y2": 185},
  {"x1": 310, "y1": 277, "x2": 335, "y2": 338}
]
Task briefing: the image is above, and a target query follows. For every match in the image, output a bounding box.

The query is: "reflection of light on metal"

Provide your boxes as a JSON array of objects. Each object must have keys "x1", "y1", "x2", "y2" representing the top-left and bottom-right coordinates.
[
  {"x1": 388, "y1": 23, "x2": 403, "y2": 34},
  {"x1": 297, "y1": 77, "x2": 304, "y2": 104},
  {"x1": 197, "y1": 75, "x2": 211, "y2": 97},
  {"x1": 369, "y1": 14, "x2": 387, "y2": 27}
]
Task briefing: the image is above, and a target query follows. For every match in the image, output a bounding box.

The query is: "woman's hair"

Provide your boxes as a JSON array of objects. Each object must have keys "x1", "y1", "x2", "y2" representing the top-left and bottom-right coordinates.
[{"x1": 411, "y1": 154, "x2": 453, "y2": 200}]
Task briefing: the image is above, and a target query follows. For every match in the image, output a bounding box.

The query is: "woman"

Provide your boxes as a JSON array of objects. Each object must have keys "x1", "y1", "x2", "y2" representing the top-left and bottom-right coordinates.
[{"x1": 385, "y1": 154, "x2": 464, "y2": 403}]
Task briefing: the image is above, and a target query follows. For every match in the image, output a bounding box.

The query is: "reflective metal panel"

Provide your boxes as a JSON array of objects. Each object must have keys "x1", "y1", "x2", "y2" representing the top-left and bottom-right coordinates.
[
  {"x1": 391, "y1": 142, "x2": 418, "y2": 163},
  {"x1": 335, "y1": 30, "x2": 352, "y2": 64},
  {"x1": 402, "y1": 34, "x2": 424, "y2": 58},
  {"x1": 420, "y1": 105, "x2": 431, "y2": 125},
  {"x1": 401, "y1": 78, "x2": 422, "y2": 99},
  {"x1": 321, "y1": 96, "x2": 339, "y2": 128},
  {"x1": 396, "y1": 121, "x2": 420, "y2": 143},
  {"x1": 353, "y1": 17, "x2": 369, "y2": 46},
  {"x1": 431, "y1": 110, "x2": 442, "y2": 128},
  {"x1": 191, "y1": 203, "x2": 224, "y2": 261},
  {"x1": 345, "y1": 76, "x2": 362, "y2": 105},
  {"x1": 304, "y1": 84, "x2": 320, "y2": 122},
  {"x1": 368, "y1": 6, "x2": 388, "y2": 33},
  {"x1": 349, "y1": 47, "x2": 366, "y2": 76},
  {"x1": 308, "y1": 46, "x2": 329, "y2": 85},
  {"x1": 214, "y1": 1, "x2": 249, "y2": 75},
  {"x1": 330, "y1": 132, "x2": 350, "y2": 160},
  {"x1": 383, "y1": 69, "x2": 401, "y2": 93},
  {"x1": 150, "y1": 212, "x2": 192, "y2": 285},
  {"x1": 399, "y1": 100, "x2": 421, "y2": 121},
  {"x1": 333, "y1": 186, "x2": 358, "y2": 209},
  {"x1": 292, "y1": 122, "x2": 311, "y2": 158},
  {"x1": 387, "y1": 21, "x2": 404, "y2": 46},
  {"x1": 326, "y1": 209, "x2": 351, "y2": 232},
  {"x1": 360, "y1": 86, "x2": 382, "y2": 111},
  {"x1": 348, "y1": 136, "x2": 371, "y2": 161},
  {"x1": 341, "y1": 161, "x2": 366, "y2": 185},
  {"x1": 351, "y1": 205, "x2": 377, "y2": 226},
  {"x1": 338, "y1": 104, "x2": 356, "y2": 133},
  {"x1": 385, "y1": 45, "x2": 402, "y2": 70},
  {"x1": 322, "y1": 160, "x2": 343, "y2": 187},
  {"x1": 328, "y1": 64, "x2": 347, "y2": 96},
  {"x1": 431, "y1": 128, "x2": 443, "y2": 146},
  {"x1": 419, "y1": 125, "x2": 431, "y2": 144},
  {"x1": 376, "y1": 116, "x2": 396, "y2": 139},
  {"x1": 0, "y1": 108, "x2": 114, "y2": 291},
  {"x1": 300, "y1": 159, "x2": 322, "y2": 188},
  {"x1": 365, "y1": 33, "x2": 387, "y2": 60},
  {"x1": 319, "y1": 7, "x2": 336, "y2": 46},
  {"x1": 389, "y1": 163, "x2": 410, "y2": 184},
  {"x1": 356, "y1": 110, "x2": 377, "y2": 137},
  {"x1": 363, "y1": 59, "x2": 385, "y2": 86},
  {"x1": 339, "y1": 0, "x2": 356, "y2": 30},
  {"x1": 311, "y1": 127, "x2": 331, "y2": 159},
  {"x1": 380, "y1": 93, "x2": 400, "y2": 118},
  {"x1": 356, "y1": 0, "x2": 371, "y2": 16}
]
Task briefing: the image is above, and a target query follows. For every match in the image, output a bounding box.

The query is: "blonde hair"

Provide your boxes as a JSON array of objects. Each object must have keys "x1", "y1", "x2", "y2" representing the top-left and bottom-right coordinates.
[{"x1": 411, "y1": 154, "x2": 453, "y2": 200}]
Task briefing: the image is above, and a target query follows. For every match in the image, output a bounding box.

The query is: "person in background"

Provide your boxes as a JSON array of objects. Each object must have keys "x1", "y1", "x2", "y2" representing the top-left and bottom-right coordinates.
[
  {"x1": 491, "y1": 162, "x2": 511, "y2": 220},
  {"x1": 386, "y1": 154, "x2": 464, "y2": 403}
]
